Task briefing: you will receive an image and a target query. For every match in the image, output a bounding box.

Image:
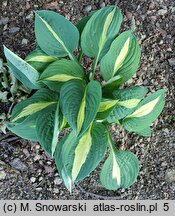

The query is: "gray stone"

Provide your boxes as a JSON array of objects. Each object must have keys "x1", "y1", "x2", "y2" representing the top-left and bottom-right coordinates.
[
  {"x1": 22, "y1": 38, "x2": 28, "y2": 45},
  {"x1": 54, "y1": 177, "x2": 62, "y2": 185},
  {"x1": 9, "y1": 158, "x2": 27, "y2": 171},
  {"x1": 0, "y1": 17, "x2": 9, "y2": 25},
  {"x1": 30, "y1": 177, "x2": 36, "y2": 183},
  {"x1": 53, "y1": 188, "x2": 59, "y2": 193},
  {"x1": 9, "y1": 27, "x2": 20, "y2": 34},
  {"x1": 83, "y1": 5, "x2": 92, "y2": 13},
  {"x1": 0, "y1": 170, "x2": 6, "y2": 180},
  {"x1": 100, "y1": 2, "x2": 105, "y2": 8},
  {"x1": 168, "y1": 58, "x2": 175, "y2": 67},
  {"x1": 166, "y1": 169, "x2": 175, "y2": 183},
  {"x1": 2, "y1": 1, "x2": 7, "y2": 7},
  {"x1": 158, "y1": 9, "x2": 167, "y2": 16},
  {"x1": 26, "y1": 13, "x2": 33, "y2": 20}
]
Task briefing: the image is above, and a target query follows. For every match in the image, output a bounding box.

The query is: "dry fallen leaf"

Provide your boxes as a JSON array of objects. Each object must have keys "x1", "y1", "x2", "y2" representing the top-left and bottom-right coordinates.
[{"x1": 43, "y1": 2, "x2": 59, "y2": 9}]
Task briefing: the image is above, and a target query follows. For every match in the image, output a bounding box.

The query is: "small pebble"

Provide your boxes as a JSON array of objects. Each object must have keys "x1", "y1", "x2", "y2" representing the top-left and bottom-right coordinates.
[
  {"x1": 22, "y1": 38, "x2": 28, "y2": 45},
  {"x1": 3, "y1": 1, "x2": 7, "y2": 7},
  {"x1": 168, "y1": 58, "x2": 175, "y2": 67},
  {"x1": 53, "y1": 188, "x2": 59, "y2": 193},
  {"x1": 35, "y1": 187, "x2": 42, "y2": 191},
  {"x1": 34, "y1": 155, "x2": 41, "y2": 161},
  {"x1": 26, "y1": 1, "x2": 30, "y2": 10},
  {"x1": 0, "y1": 170, "x2": 6, "y2": 180},
  {"x1": 166, "y1": 170, "x2": 175, "y2": 183},
  {"x1": 159, "y1": 40, "x2": 163, "y2": 45},
  {"x1": 158, "y1": 9, "x2": 167, "y2": 16},
  {"x1": 9, "y1": 27, "x2": 20, "y2": 34},
  {"x1": 39, "y1": 177, "x2": 43, "y2": 181},
  {"x1": 54, "y1": 177, "x2": 62, "y2": 185},
  {"x1": 35, "y1": 144, "x2": 40, "y2": 150},
  {"x1": 26, "y1": 13, "x2": 33, "y2": 20},
  {"x1": 9, "y1": 158, "x2": 27, "y2": 171},
  {"x1": 161, "y1": 161, "x2": 167, "y2": 167},
  {"x1": 83, "y1": 5, "x2": 92, "y2": 13},
  {"x1": 125, "y1": 11, "x2": 132, "y2": 20},
  {"x1": 0, "y1": 17, "x2": 9, "y2": 25},
  {"x1": 30, "y1": 177, "x2": 36, "y2": 183},
  {"x1": 100, "y1": 2, "x2": 105, "y2": 8}
]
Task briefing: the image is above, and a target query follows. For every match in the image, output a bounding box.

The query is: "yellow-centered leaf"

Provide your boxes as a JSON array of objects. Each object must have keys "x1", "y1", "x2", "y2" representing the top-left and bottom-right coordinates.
[
  {"x1": 36, "y1": 13, "x2": 71, "y2": 56},
  {"x1": 12, "y1": 101, "x2": 56, "y2": 122},
  {"x1": 77, "y1": 88, "x2": 87, "y2": 134},
  {"x1": 44, "y1": 74, "x2": 82, "y2": 82},
  {"x1": 127, "y1": 96, "x2": 160, "y2": 118},
  {"x1": 118, "y1": 99, "x2": 141, "y2": 109},
  {"x1": 113, "y1": 37, "x2": 130, "y2": 76},
  {"x1": 98, "y1": 100, "x2": 118, "y2": 112},
  {"x1": 72, "y1": 126, "x2": 92, "y2": 181},
  {"x1": 112, "y1": 153, "x2": 121, "y2": 186},
  {"x1": 26, "y1": 55, "x2": 57, "y2": 62},
  {"x1": 99, "y1": 7, "x2": 116, "y2": 48}
]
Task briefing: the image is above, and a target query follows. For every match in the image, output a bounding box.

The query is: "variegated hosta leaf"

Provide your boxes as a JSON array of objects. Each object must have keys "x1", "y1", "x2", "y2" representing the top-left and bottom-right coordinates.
[
  {"x1": 54, "y1": 135, "x2": 74, "y2": 192},
  {"x1": 11, "y1": 88, "x2": 58, "y2": 122},
  {"x1": 60, "y1": 80, "x2": 101, "y2": 136},
  {"x1": 25, "y1": 47, "x2": 57, "y2": 72},
  {"x1": 122, "y1": 89, "x2": 165, "y2": 132},
  {"x1": 81, "y1": 6, "x2": 122, "y2": 61},
  {"x1": 96, "y1": 98, "x2": 118, "y2": 120},
  {"x1": 107, "y1": 86, "x2": 148, "y2": 122},
  {"x1": 54, "y1": 123, "x2": 108, "y2": 190},
  {"x1": 102, "y1": 75, "x2": 122, "y2": 96},
  {"x1": 4, "y1": 46, "x2": 42, "y2": 89},
  {"x1": 7, "y1": 112, "x2": 39, "y2": 141},
  {"x1": 76, "y1": 11, "x2": 97, "y2": 35},
  {"x1": 35, "y1": 10, "x2": 79, "y2": 59},
  {"x1": 40, "y1": 59, "x2": 85, "y2": 91},
  {"x1": 100, "y1": 150, "x2": 139, "y2": 190},
  {"x1": 36, "y1": 103, "x2": 60, "y2": 156},
  {"x1": 135, "y1": 126, "x2": 152, "y2": 137},
  {"x1": 100, "y1": 31, "x2": 141, "y2": 85}
]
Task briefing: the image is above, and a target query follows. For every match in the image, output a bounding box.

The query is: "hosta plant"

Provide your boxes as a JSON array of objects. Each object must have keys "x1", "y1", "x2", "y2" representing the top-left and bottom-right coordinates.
[{"x1": 3, "y1": 6, "x2": 165, "y2": 191}]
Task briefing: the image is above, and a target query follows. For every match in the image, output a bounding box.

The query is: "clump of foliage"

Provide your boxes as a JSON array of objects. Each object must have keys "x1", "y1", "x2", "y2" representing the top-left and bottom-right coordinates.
[
  {"x1": 3, "y1": 6, "x2": 165, "y2": 191},
  {"x1": 0, "y1": 58, "x2": 30, "y2": 133}
]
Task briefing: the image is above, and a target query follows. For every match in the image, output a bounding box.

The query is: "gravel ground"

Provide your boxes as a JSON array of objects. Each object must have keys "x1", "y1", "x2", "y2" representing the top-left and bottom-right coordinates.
[{"x1": 0, "y1": 0, "x2": 175, "y2": 199}]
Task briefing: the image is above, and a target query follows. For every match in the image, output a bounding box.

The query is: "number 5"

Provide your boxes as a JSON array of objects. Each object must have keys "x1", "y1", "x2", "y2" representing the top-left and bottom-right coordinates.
[{"x1": 163, "y1": 203, "x2": 169, "y2": 211}]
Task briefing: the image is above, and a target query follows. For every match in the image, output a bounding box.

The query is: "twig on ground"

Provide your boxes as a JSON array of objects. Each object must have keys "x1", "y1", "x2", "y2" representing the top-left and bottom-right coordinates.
[{"x1": 76, "y1": 183, "x2": 127, "y2": 200}]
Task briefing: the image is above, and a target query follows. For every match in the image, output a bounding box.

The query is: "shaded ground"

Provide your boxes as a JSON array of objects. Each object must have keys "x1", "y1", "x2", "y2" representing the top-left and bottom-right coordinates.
[{"x1": 0, "y1": 0, "x2": 175, "y2": 199}]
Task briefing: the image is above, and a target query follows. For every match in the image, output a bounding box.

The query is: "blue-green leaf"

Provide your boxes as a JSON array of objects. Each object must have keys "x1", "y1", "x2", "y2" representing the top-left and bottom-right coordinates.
[
  {"x1": 4, "y1": 46, "x2": 41, "y2": 89},
  {"x1": 35, "y1": 10, "x2": 79, "y2": 59}
]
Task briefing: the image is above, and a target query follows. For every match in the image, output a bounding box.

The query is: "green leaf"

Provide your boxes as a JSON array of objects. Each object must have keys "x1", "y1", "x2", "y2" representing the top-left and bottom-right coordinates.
[
  {"x1": 4, "y1": 46, "x2": 41, "y2": 89},
  {"x1": 60, "y1": 80, "x2": 102, "y2": 136},
  {"x1": 54, "y1": 135, "x2": 74, "y2": 192},
  {"x1": 100, "y1": 31, "x2": 141, "y2": 84},
  {"x1": 35, "y1": 10, "x2": 79, "y2": 59},
  {"x1": 102, "y1": 75, "x2": 122, "y2": 96},
  {"x1": 96, "y1": 98, "x2": 118, "y2": 120},
  {"x1": 107, "y1": 86, "x2": 148, "y2": 122},
  {"x1": 100, "y1": 149, "x2": 139, "y2": 190},
  {"x1": 40, "y1": 59, "x2": 84, "y2": 91},
  {"x1": 76, "y1": 11, "x2": 97, "y2": 35},
  {"x1": 81, "y1": 6, "x2": 122, "y2": 60},
  {"x1": 122, "y1": 89, "x2": 165, "y2": 132},
  {"x1": 7, "y1": 113, "x2": 39, "y2": 141},
  {"x1": 25, "y1": 47, "x2": 57, "y2": 72},
  {"x1": 54, "y1": 122, "x2": 107, "y2": 187},
  {"x1": 36, "y1": 103, "x2": 60, "y2": 156},
  {"x1": 135, "y1": 127, "x2": 152, "y2": 137},
  {"x1": 11, "y1": 88, "x2": 58, "y2": 122}
]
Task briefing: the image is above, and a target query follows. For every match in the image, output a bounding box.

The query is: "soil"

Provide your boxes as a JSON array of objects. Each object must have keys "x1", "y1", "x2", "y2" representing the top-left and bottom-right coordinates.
[{"x1": 0, "y1": 0, "x2": 175, "y2": 200}]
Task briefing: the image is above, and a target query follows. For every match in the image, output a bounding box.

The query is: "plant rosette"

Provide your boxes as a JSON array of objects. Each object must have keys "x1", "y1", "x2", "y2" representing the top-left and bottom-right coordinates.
[{"x1": 3, "y1": 6, "x2": 165, "y2": 191}]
